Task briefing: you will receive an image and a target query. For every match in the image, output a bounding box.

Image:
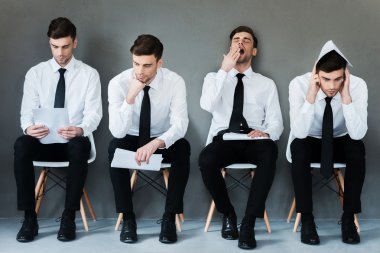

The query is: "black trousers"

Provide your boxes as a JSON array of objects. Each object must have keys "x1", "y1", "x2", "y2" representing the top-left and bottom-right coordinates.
[
  {"x1": 199, "y1": 136, "x2": 278, "y2": 218},
  {"x1": 291, "y1": 135, "x2": 366, "y2": 214},
  {"x1": 14, "y1": 135, "x2": 91, "y2": 211},
  {"x1": 108, "y1": 135, "x2": 190, "y2": 214}
]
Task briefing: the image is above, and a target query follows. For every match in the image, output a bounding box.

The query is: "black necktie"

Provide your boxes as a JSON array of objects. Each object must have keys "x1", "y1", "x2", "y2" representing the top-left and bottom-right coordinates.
[
  {"x1": 229, "y1": 73, "x2": 249, "y2": 133},
  {"x1": 138, "y1": 86, "x2": 151, "y2": 148},
  {"x1": 54, "y1": 68, "x2": 66, "y2": 108},
  {"x1": 321, "y1": 97, "x2": 333, "y2": 178}
]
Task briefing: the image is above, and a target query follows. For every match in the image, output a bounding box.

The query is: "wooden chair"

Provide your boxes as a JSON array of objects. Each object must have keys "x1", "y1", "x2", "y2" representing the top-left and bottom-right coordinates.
[
  {"x1": 287, "y1": 163, "x2": 360, "y2": 232},
  {"x1": 204, "y1": 163, "x2": 271, "y2": 233},
  {"x1": 33, "y1": 134, "x2": 97, "y2": 232},
  {"x1": 114, "y1": 163, "x2": 184, "y2": 232}
]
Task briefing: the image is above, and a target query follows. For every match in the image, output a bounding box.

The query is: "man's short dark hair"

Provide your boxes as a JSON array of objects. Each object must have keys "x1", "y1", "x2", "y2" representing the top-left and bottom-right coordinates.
[
  {"x1": 229, "y1": 26, "x2": 258, "y2": 48},
  {"x1": 47, "y1": 17, "x2": 76, "y2": 39},
  {"x1": 130, "y1": 34, "x2": 164, "y2": 60},
  {"x1": 316, "y1": 51, "x2": 347, "y2": 73}
]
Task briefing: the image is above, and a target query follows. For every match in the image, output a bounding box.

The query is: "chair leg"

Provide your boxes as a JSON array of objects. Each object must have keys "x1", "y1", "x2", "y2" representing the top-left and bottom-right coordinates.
[
  {"x1": 293, "y1": 213, "x2": 301, "y2": 232},
  {"x1": 82, "y1": 188, "x2": 96, "y2": 221},
  {"x1": 204, "y1": 200, "x2": 216, "y2": 232},
  {"x1": 35, "y1": 169, "x2": 48, "y2": 214},
  {"x1": 263, "y1": 210, "x2": 271, "y2": 233},
  {"x1": 334, "y1": 170, "x2": 344, "y2": 207},
  {"x1": 115, "y1": 213, "x2": 123, "y2": 231},
  {"x1": 79, "y1": 198, "x2": 89, "y2": 232},
  {"x1": 287, "y1": 198, "x2": 296, "y2": 223},
  {"x1": 115, "y1": 170, "x2": 139, "y2": 231},
  {"x1": 35, "y1": 169, "x2": 47, "y2": 198}
]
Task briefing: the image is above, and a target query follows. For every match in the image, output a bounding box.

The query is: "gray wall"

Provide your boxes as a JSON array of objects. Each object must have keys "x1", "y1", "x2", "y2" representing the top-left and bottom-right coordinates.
[{"x1": 1, "y1": 0, "x2": 379, "y2": 220}]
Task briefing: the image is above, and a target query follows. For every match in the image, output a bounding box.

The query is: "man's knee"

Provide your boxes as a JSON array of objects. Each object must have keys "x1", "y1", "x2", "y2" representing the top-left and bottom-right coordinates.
[
  {"x1": 67, "y1": 137, "x2": 91, "y2": 161},
  {"x1": 257, "y1": 140, "x2": 278, "y2": 161},
  {"x1": 344, "y1": 139, "x2": 366, "y2": 162},
  {"x1": 14, "y1": 135, "x2": 37, "y2": 158},
  {"x1": 171, "y1": 138, "x2": 191, "y2": 158},
  {"x1": 198, "y1": 145, "x2": 220, "y2": 172}
]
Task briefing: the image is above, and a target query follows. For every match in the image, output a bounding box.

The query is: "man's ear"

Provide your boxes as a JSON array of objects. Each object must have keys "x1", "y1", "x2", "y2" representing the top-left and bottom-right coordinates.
[
  {"x1": 73, "y1": 37, "x2": 78, "y2": 49},
  {"x1": 157, "y1": 58, "x2": 163, "y2": 68},
  {"x1": 252, "y1": 48, "x2": 257, "y2": 57}
]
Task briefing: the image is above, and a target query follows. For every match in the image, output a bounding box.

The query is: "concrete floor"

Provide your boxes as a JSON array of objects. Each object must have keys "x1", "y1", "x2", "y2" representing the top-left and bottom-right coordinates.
[{"x1": 1, "y1": 218, "x2": 379, "y2": 253}]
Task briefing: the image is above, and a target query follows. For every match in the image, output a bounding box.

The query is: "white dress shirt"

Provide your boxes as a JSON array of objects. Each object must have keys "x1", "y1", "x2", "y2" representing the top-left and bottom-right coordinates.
[
  {"x1": 200, "y1": 67, "x2": 284, "y2": 144},
  {"x1": 20, "y1": 56, "x2": 102, "y2": 137},
  {"x1": 286, "y1": 72, "x2": 368, "y2": 161},
  {"x1": 108, "y1": 67, "x2": 188, "y2": 148}
]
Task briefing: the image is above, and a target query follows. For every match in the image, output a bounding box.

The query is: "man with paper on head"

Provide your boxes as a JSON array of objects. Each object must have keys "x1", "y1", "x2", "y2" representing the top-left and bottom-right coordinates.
[{"x1": 287, "y1": 40, "x2": 367, "y2": 245}]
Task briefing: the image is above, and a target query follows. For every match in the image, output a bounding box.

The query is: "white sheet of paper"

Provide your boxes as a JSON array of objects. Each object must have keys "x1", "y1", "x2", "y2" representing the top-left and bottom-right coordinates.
[
  {"x1": 111, "y1": 148, "x2": 163, "y2": 171},
  {"x1": 33, "y1": 108, "x2": 69, "y2": 144},
  {"x1": 223, "y1": 132, "x2": 269, "y2": 141}
]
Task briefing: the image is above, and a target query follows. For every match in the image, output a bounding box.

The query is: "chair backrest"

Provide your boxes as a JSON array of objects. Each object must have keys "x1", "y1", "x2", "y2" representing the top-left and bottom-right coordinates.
[
  {"x1": 225, "y1": 163, "x2": 257, "y2": 170},
  {"x1": 33, "y1": 133, "x2": 96, "y2": 167}
]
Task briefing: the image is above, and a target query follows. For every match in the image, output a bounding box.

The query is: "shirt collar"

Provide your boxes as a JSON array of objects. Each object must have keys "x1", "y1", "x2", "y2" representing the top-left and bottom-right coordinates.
[
  {"x1": 316, "y1": 88, "x2": 342, "y2": 102},
  {"x1": 228, "y1": 67, "x2": 254, "y2": 79},
  {"x1": 50, "y1": 56, "x2": 76, "y2": 73}
]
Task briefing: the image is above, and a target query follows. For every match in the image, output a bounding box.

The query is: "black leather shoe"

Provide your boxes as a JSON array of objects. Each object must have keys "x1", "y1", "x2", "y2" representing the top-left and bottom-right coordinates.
[
  {"x1": 238, "y1": 222, "x2": 256, "y2": 249},
  {"x1": 57, "y1": 215, "x2": 76, "y2": 242},
  {"x1": 120, "y1": 218, "x2": 138, "y2": 243},
  {"x1": 221, "y1": 213, "x2": 238, "y2": 240},
  {"x1": 159, "y1": 218, "x2": 177, "y2": 243},
  {"x1": 301, "y1": 219, "x2": 320, "y2": 245},
  {"x1": 341, "y1": 218, "x2": 360, "y2": 244},
  {"x1": 16, "y1": 217, "x2": 38, "y2": 242}
]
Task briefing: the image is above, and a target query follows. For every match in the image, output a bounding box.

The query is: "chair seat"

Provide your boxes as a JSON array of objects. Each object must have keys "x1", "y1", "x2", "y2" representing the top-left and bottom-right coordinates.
[{"x1": 225, "y1": 163, "x2": 257, "y2": 169}]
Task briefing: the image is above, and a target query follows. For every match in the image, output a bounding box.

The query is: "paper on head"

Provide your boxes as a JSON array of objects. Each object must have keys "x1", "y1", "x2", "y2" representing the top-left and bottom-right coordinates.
[{"x1": 317, "y1": 40, "x2": 353, "y2": 67}]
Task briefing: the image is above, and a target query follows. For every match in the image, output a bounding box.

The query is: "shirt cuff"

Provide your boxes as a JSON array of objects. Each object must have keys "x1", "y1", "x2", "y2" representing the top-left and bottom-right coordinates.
[
  {"x1": 120, "y1": 100, "x2": 133, "y2": 113},
  {"x1": 22, "y1": 123, "x2": 33, "y2": 135},
  {"x1": 77, "y1": 124, "x2": 89, "y2": 137},
  {"x1": 216, "y1": 69, "x2": 228, "y2": 80}
]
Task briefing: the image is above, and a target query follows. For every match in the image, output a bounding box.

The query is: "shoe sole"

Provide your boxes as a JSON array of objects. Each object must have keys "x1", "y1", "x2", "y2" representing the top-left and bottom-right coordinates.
[
  {"x1": 57, "y1": 235, "x2": 76, "y2": 242},
  {"x1": 301, "y1": 239, "x2": 320, "y2": 245},
  {"x1": 121, "y1": 238, "x2": 138, "y2": 243},
  {"x1": 159, "y1": 237, "x2": 177, "y2": 244}
]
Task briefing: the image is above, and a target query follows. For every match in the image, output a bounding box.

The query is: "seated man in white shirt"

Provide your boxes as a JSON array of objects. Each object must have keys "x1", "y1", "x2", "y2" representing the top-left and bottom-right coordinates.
[
  {"x1": 199, "y1": 26, "x2": 283, "y2": 250},
  {"x1": 108, "y1": 34, "x2": 190, "y2": 244},
  {"x1": 287, "y1": 41, "x2": 367, "y2": 245},
  {"x1": 14, "y1": 17, "x2": 102, "y2": 242}
]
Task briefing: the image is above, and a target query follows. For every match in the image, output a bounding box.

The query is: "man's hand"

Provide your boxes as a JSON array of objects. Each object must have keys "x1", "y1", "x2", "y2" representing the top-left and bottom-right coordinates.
[
  {"x1": 57, "y1": 126, "x2": 83, "y2": 140},
  {"x1": 306, "y1": 63, "x2": 320, "y2": 104},
  {"x1": 135, "y1": 139, "x2": 165, "y2": 165},
  {"x1": 26, "y1": 124, "x2": 49, "y2": 139},
  {"x1": 126, "y1": 77, "x2": 145, "y2": 104},
  {"x1": 221, "y1": 46, "x2": 240, "y2": 72},
  {"x1": 247, "y1": 130, "x2": 269, "y2": 138},
  {"x1": 340, "y1": 68, "x2": 352, "y2": 104}
]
